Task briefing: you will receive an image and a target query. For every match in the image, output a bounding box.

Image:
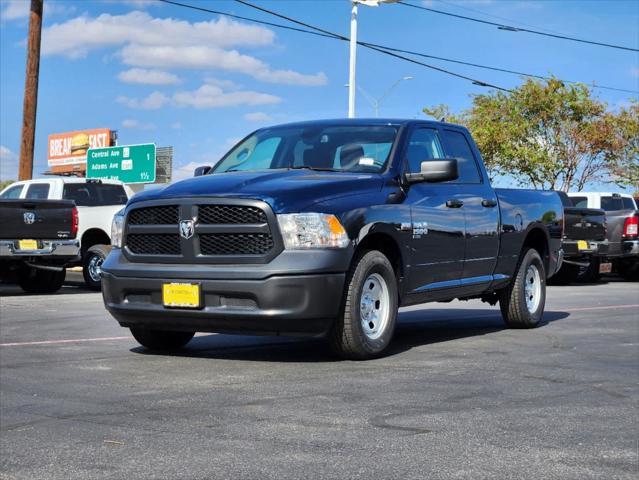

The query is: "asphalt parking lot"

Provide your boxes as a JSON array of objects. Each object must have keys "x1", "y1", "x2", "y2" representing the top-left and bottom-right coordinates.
[{"x1": 1, "y1": 274, "x2": 637, "y2": 480}]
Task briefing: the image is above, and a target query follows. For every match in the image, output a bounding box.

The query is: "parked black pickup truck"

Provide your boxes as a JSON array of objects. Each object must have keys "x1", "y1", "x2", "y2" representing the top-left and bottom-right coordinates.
[
  {"x1": 102, "y1": 119, "x2": 563, "y2": 359},
  {"x1": 0, "y1": 199, "x2": 79, "y2": 293},
  {"x1": 551, "y1": 192, "x2": 607, "y2": 284}
]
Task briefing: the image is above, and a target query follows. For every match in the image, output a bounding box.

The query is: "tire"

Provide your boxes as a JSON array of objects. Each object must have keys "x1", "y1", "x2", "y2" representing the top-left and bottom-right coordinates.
[
  {"x1": 618, "y1": 261, "x2": 639, "y2": 281},
  {"x1": 575, "y1": 257, "x2": 601, "y2": 283},
  {"x1": 17, "y1": 267, "x2": 66, "y2": 294},
  {"x1": 499, "y1": 248, "x2": 546, "y2": 329},
  {"x1": 82, "y1": 244, "x2": 112, "y2": 291},
  {"x1": 329, "y1": 250, "x2": 398, "y2": 360},
  {"x1": 548, "y1": 263, "x2": 579, "y2": 285},
  {"x1": 130, "y1": 328, "x2": 195, "y2": 351}
]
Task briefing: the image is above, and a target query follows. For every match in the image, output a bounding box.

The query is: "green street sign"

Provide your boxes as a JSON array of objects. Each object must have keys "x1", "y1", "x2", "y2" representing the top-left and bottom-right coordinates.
[{"x1": 87, "y1": 143, "x2": 156, "y2": 184}]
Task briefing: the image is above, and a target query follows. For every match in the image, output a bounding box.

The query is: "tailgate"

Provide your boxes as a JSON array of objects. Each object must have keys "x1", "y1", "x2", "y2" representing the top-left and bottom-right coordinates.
[
  {"x1": 0, "y1": 199, "x2": 76, "y2": 239},
  {"x1": 563, "y1": 207, "x2": 606, "y2": 241}
]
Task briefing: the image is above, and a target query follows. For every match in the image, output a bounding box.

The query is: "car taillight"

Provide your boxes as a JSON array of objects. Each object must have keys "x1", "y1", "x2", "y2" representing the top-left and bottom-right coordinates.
[
  {"x1": 623, "y1": 216, "x2": 638, "y2": 238},
  {"x1": 71, "y1": 207, "x2": 79, "y2": 237}
]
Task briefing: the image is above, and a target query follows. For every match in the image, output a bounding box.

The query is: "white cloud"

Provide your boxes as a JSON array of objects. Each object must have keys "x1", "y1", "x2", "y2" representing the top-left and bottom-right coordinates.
[
  {"x1": 1, "y1": 0, "x2": 29, "y2": 21},
  {"x1": 171, "y1": 122, "x2": 182, "y2": 130},
  {"x1": 122, "y1": 119, "x2": 156, "y2": 130},
  {"x1": 244, "y1": 112, "x2": 272, "y2": 122},
  {"x1": 42, "y1": 12, "x2": 274, "y2": 58},
  {"x1": 41, "y1": 11, "x2": 327, "y2": 87},
  {"x1": 121, "y1": 44, "x2": 327, "y2": 86},
  {"x1": 631, "y1": 67, "x2": 639, "y2": 78},
  {"x1": 117, "y1": 91, "x2": 169, "y2": 110},
  {"x1": 173, "y1": 84, "x2": 281, "y2": 109},
  {"x1": 117, "y1": 68, "x2": 180, "y2": 85},
  {"x1": 171, "y1": 161, "x2": 202, "y2": 182},
  {"x1": 0, "y1": 145, "x2": 19, "y2": 182}
]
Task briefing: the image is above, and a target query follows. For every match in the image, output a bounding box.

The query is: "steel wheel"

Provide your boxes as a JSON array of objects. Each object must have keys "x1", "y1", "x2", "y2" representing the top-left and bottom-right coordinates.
[
  {"x1": 524, "y1": 264, "x2": 542, "y2": 314},
  {"x1": 359, "y1": 273, "x2": 391, "y2": 340}
]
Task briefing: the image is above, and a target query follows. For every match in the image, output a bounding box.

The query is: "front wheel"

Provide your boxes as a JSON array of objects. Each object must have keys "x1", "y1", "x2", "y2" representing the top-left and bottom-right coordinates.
[
  {"x1": 130, "y1": 328, "x2": 195, "y2": 351},
  {"x1": 329, "y1": 250, "x2": 398, "y2": 360},
  {"x1": 82, "y1": 244, "x2": 112, "y2": 291},
  {"x1": 499, "y1": 248, "x2": 546, "y2": 328}
]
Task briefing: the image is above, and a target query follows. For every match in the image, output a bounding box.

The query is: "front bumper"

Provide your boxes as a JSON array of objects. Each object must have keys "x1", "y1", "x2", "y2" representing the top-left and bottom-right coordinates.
[
  {"x1": 101, "y1": 248, "x2": 351, "y2": 336},
  {"x1": 0, "y1": 239, "x2": 80, "y2": 259}
]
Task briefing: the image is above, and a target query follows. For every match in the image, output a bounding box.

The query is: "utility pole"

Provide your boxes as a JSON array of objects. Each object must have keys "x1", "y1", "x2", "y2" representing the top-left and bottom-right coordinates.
[{"x1": 18, "y1": 0, "x2": 44, "y2": 181}]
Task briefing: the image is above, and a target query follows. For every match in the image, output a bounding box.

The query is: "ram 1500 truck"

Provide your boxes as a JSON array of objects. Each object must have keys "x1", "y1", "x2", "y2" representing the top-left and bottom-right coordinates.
[
  {"x1": 0, "y1": 199, "x2": 79, "y2": 293},
  {"x1": 551, "y1": 192, "x2": 607, "y2": 284},
  {"x1": 102, "y1": 119, "x2": 563, "y2": 359}
]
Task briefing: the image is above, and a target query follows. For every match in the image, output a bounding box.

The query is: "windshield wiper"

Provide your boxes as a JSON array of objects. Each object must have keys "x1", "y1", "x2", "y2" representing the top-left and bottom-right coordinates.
[{"x1": 288, "y1": 166, "x2": 338, "y2": 172}]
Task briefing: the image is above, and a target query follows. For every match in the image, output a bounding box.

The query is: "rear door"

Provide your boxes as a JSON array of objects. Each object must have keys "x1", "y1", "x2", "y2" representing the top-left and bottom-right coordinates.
[
  {"x1": 403, "y1": 126, "x2": 465, "y2": 299},
  {"x1": 440, "y1": 128, "x2": 499, "y2": 292}
]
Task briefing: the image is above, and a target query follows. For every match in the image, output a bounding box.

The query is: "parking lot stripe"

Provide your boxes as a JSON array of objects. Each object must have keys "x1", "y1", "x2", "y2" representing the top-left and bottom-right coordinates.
[
  {"x1": 564, "y1": 304, "x2": 639, "y2": 312},
  {"x1": 0, "y1": 336, "x2": 131, "y2": 347}
]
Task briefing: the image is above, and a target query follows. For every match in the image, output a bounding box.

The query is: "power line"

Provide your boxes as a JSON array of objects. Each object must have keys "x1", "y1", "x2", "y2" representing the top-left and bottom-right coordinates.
[
  {"x1": 155, "y1": 0, "x2": 638, "y2": 95},
  {"x1": 397, "y1": 1, "x2": 639, "y2": 53},
  {"x1": 232, "y1": 0, "x2": 511, "y2": 91}
]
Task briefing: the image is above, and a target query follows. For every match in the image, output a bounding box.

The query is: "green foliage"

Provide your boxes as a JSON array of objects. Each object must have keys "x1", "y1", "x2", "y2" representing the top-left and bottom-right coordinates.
[
  {"x1": 423, "y1": 78, "x2": 639, "y2": 191},
  {"x1": 0, "y1": 180, "x2": 16, "y2": 191}
]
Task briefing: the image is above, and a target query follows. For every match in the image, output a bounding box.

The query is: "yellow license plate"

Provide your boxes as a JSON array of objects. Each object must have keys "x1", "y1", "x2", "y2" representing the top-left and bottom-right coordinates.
[
  {"x1": 577, "y1": 240, "x2": 588, "y2": 251},
  {"x1": 162, "y1": 283, "x2": 201, "y2": 308},
  {"x1": 18, "y1": 239, "x2": 38, "y2": 250}
]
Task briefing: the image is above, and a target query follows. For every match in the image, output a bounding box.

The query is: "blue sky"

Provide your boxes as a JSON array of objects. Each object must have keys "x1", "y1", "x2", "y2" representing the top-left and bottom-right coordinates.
[{"x1": 1, "y1": 0, "x2": 638, "y2": 187}]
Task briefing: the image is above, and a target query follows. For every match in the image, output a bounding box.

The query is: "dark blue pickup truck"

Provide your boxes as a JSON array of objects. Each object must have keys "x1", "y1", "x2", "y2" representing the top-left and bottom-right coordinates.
[{"x1": 102, "y1": 119, "x2": 563, "y2": 359}]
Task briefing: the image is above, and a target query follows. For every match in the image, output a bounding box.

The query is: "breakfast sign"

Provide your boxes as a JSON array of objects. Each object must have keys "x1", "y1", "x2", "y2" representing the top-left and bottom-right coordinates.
[{"x1": 47, "y1": 128, "x2": 113, "y2": 168}]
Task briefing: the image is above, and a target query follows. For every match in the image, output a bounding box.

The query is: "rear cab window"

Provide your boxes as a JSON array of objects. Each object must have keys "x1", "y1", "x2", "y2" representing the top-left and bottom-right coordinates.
[
  {"x1": 622, "y1": 197, "x2": 637, "y2": 210},
  {"x1": 0, "y1": 184, "x2": 24, "y2": 199},
  {"x1": 600, "y1": 196, "x2": 625, "y2": 211},
  {"x1": 63, "y1": 183, "x2": 128, "y2": 206},
  {"x1": 25, "y1": 183, "x2": 50, "y2": 199},
  {"x1": 570, "y1": 196, "x2": 588, "y2": 208}
]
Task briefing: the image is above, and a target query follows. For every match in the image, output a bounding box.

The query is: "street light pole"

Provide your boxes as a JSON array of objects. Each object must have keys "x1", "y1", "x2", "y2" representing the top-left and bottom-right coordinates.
[
  {"x1": 347, "y1": 0, "x2": 398, "y2": 119},
  {"x1": 348, "y1": 2, "x2": 358, "y2": 118}
]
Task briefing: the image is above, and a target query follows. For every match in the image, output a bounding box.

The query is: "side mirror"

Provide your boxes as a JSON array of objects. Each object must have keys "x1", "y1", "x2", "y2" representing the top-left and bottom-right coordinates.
[
  {"x1": 193, "y1": 165, "x2": 212, "y2": 177},
  {"x1": 405, "y1": 158, "x2": 458, "y2": 184}
]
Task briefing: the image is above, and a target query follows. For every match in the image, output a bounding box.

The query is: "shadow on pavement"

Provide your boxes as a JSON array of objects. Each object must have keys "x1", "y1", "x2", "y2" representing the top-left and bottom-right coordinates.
[{"x1": 131, "y1": 308, "x2": 570, "y2": 362}]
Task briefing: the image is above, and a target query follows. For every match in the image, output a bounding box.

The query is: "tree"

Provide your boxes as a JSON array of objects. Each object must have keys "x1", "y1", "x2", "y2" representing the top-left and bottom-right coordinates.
[
  {"x1": 424, "y1": 78, "x2": 639, "y2": 191},
  {"x1": 0, "y1": 180, "x2": 16, "y2": 191}
]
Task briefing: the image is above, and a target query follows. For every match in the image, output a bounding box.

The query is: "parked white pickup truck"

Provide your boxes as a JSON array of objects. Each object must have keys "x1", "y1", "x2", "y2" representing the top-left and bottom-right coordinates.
[{"x1": 0, "y1": 178, "x2": 133, "y2": 289}]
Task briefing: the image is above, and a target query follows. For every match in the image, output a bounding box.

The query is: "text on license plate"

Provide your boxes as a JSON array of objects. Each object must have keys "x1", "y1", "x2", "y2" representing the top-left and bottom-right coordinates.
[
  {"x1": 599, "y1": 262, "x2": 612, "y2": 274},
  {"x1": 18, "y1": 239, "x2": 38, "y2": 250},
  {"x1": 162, "y1": 283, "x2": 201, "y2": 308}
]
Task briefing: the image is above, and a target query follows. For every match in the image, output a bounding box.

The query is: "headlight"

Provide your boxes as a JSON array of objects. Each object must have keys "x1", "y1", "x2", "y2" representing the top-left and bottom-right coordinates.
[
  {"x1": 277, "y1": 213, "x2": 349, "y2": 249},
  {"x1": 111, "y1": 211, "x2": 125, "y2": 248}
]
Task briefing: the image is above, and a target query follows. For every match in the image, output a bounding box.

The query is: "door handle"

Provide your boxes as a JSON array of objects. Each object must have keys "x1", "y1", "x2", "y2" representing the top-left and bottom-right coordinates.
[
  {"x1": 446, "y1": 199, "x2": 464, "y2": 208},
  {"x1": 481, "y1": 199, "x2": 497, "y2": 208}
]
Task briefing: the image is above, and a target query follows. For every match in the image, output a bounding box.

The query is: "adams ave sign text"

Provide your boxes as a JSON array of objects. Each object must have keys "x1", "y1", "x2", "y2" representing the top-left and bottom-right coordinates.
[{"x1": 87, "y1": 143, "x2": 156, "y2": 184}]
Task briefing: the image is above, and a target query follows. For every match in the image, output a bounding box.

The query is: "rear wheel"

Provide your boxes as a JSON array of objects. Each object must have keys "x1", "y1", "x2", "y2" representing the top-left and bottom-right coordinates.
[
  {"x1": 618, "y1": 260, "x2": 639, "y2": 281},
  {"x1": 329, "y1": 250, "x2": 398, "y2": 360},
  {"x1": 82, "y1": 244, "x2": 112, "y2": 291},
  {"x1": 499, "y1": 248, "x2": 546, "y2": 328},
  {"x1": 17, "y1": 267, "x2": 66, "y2": 294},
  {"x1": 130, "y1": 328, "x2": 195, "y2": 351}
]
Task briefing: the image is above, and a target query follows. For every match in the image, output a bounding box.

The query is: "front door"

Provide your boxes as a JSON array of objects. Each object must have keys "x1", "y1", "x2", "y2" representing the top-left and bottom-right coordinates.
[
  {"x1": 404, "y1": 127, "x2": 466, "y2": 300},
  {"x1": 440, "y1": 128, "x2": 499, "y2": 293}
]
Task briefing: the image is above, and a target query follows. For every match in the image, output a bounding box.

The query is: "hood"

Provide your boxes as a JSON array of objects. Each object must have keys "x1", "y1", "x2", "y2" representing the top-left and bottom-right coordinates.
[{"x1": 129, "y1": 169, "x2": 384, "y2": 213}]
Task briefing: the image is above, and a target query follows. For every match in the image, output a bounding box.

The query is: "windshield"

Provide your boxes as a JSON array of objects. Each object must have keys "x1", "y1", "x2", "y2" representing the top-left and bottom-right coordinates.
[{"x1": 212, "y1": 125, "x2": 398, "y2": 174}]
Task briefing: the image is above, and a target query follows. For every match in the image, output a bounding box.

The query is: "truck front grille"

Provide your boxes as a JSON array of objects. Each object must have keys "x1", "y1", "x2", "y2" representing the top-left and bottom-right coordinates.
[
  {"x1": 127, "y1": 234, "x2": 180, "y2": 255},
  {"x1": 123, "y1": 200, "x2": 281, "y2": 264},
  {"x1": 199, "y1": 233, "x2": 274, "y2": 255}
]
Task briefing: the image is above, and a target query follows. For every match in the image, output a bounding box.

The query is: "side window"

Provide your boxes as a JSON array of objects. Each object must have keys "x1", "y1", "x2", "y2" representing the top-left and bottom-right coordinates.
[
  {"x1": 406, "y1": 128, "x2": 444, "y2": 174},
  {"x1": 441, "y1": 130, "x2": 481, "y2": 183},
  {"x1": 570, "y1": 196, "x2": 588, "y2": 208},
  {"x1": 622, "y1": 197, "x2": 637, "y2": 210},
  {"x1": 97, "y1": 185, "x2": 128, "y2": 205},
  {"x1": 0, "y1": 185, "x2": 23, "y2": 199},
  {"x1": 25, "y1": 183, "x2": 50, "y2": 199}
]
